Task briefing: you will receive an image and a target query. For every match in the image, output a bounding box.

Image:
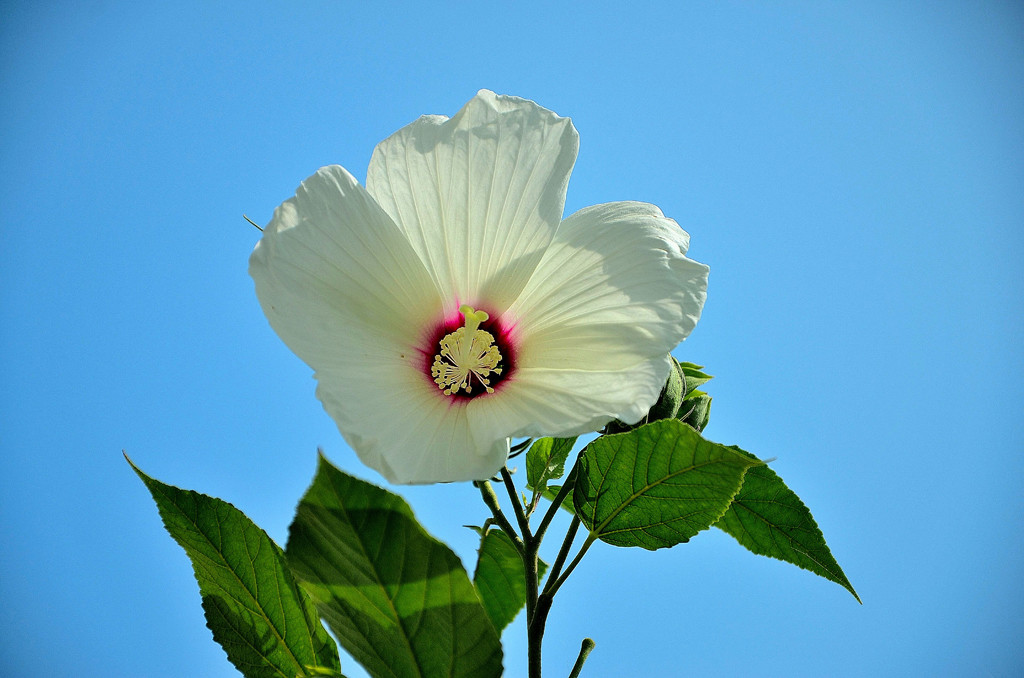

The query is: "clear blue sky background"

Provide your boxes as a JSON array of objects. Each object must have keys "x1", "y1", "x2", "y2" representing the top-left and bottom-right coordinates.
[{"x1": 2, "y1": 2, "x2": 1021, "y2": 676}]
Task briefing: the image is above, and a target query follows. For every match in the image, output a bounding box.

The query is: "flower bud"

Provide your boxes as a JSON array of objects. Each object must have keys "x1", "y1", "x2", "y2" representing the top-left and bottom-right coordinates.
[
  {"x1": 678, "y1": 392, "x2": 712, "y2": 432},
  {"x1": 648, "y1": 358, "x2": 685, "y2": 421},
  {"x1": 604, "y1": 358, "x2": 685, "y2": 433}
]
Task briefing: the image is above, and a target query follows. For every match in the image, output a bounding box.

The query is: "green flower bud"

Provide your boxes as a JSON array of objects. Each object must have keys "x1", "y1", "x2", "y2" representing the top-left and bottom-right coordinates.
[
  {"x1": 604, "y1": 358, "x2": 685, "y2": 434},
  {"x1": 679, "y1": 392, "x2": 712, "y2": 432},
  {"x1": 647, "y1": 358, "x2": 684, "y2": 421}
]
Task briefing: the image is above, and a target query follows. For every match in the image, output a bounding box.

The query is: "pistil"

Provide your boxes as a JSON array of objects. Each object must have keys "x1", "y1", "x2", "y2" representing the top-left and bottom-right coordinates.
[{"x1": 431, "y1": 305, "x2": 503, "y2": 396}]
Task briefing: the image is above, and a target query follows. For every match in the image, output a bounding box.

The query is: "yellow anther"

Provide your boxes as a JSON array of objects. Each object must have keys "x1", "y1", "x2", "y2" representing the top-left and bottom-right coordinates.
[{"x1": 431, "y1": 306, "x2": 503, "y2": 396}]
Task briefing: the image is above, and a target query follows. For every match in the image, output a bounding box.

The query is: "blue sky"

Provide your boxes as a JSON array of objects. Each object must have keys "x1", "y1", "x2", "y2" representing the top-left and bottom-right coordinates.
[{"x1": 1, "y1": 1, "x2": 1021, "y2": 676}]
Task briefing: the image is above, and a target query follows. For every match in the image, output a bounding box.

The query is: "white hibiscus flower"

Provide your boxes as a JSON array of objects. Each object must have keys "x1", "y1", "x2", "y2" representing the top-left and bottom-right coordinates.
[{"x1": 250, "y1": 90, "x2": 709, "y2": 484}]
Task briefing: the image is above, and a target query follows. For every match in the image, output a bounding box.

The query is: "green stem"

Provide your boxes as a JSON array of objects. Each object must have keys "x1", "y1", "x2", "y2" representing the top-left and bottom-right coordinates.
[
  {"x1": 528, "y1": 590, "x2": 552, "y2": 678},
  {"x1": 501, "y1": 467, "x2": 532, "y2": 540},
  {"x1": 535, "y1": 463, "x2": 577, "y2": 543},
  {"x1": 473, "y1": 480, "x2": 524, "y2": 555},
  {"x1": 508, "y1": 437, "x2": 534, "y2": 459},
  {"x1": 524, "y1": 533, "x2": 540, "y2": 638},
  {"x1": 542, "y1": 514, "x2": 580, "y2": 595},
  {"x1": 475, "y1": 457, "x2": 594, "y2": 678},
  {"x1": 547, "y1": 534, "x2": 596, "y2": 598},
  {"x1": 530, "y1": 510, "x2": 585, "y2": 677},
  {"x1": 567, "y1": 639, "x2": 596, "y2": 678}
]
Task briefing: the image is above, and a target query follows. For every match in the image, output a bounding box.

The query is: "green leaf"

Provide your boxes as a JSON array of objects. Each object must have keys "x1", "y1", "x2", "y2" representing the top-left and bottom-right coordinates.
[
  {"x1": 285, "y1": 454, "x2": 503, "y2": 678},
  {"x1": 714, "y1": 448, "x2": 861, "y2": 602},
  {"x1": 526, "y1": 437, "x2": 576, "y2": 495},
  {"x1": 128, "y1": 457, "x2": 342, "y2": 678},
  {"x1": 574, "y1": 419, "x2": 760, "y2": 550},
  {"x1": 472, "y1": 529, "x2": 547, "y2": 633}
]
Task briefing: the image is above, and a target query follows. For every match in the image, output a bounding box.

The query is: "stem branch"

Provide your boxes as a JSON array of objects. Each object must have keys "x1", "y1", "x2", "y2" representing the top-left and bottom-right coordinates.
[
  {"x1": 476, "y1": 455, "x2": 595, "y2": 678},
  {"x1": 547, "y1": 534, "x2": 596, "y2": 598},
  {"x1": 567, "y1": 638, "x2": 596, "y2": 678},
  {"x1": 474, "y1": 480, "x2": 524, "y2": 555},
  {"x1": 542, "y1": 514, "x2": 581, "y2": 595},
  {"x1": 508, "y1": 437, "x2": 533, "y2": 460},
  {"x1": 535, "y1": 463, "x2": 578, "y2": 543},
  {"x1": 501, "y1": 467, "x2": 532, "y2": 540}
]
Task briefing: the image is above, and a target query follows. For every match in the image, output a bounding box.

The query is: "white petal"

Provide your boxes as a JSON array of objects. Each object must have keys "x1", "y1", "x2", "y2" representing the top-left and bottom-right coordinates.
[
  {"x1": 508, "y1": 201, "x2": 709, "y2": 372},
  {"x1": 315, "y1": 352, "x2": 509, "y2": 484},
  {"x1": 468, "y1": 356, "x2": 672, "y2": 443},
  {"x1": 250, "y1": 165, "x2": 507, "y2": 483},
  {"x1": 366, "y1": 90, "x2": 579, "y2": 313},
  {"x1": 249, "y1": 165, "x2": 443, "y2": 370},
  {"x1": 250, "y1": 166, "x2": 507, "y2": 483}
]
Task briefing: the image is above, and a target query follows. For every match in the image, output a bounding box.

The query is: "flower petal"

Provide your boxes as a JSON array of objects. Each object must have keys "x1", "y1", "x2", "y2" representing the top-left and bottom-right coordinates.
[
  {"x1": 249, "y1": 166, "x2": 508, "y2": 483},
  {"x1": 249, "y1": 165, "x2": 443, "y2": 370},
  {"x1": 508, "y1": 201, "x2": 709, "y2": 372},
  {"x1": 366, "y1": 90, "x2": 579, "y2": 313},
  {"x1": 468, "y1": 356, "x2": 672, "y2": 443},
  {"x1": 315, "y1": 353, "x2": 509, "y2": 484}
]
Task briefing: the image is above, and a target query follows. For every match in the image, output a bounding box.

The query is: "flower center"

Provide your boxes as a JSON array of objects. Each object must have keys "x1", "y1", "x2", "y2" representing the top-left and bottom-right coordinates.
[{"x1": 431, "y1": 305, "x2": 504, "y2": 396}]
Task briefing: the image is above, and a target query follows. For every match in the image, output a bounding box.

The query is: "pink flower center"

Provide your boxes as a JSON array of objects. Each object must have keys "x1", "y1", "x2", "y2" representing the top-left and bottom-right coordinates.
[{"x1": 423, "y1": 305, "x2": 515, "y2": 399}]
